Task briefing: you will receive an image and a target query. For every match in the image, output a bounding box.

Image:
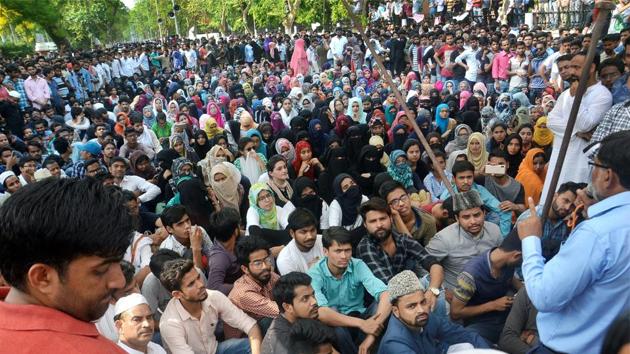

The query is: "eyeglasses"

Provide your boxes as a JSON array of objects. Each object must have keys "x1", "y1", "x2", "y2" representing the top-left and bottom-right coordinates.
[
  {"x1": 588, "y1": 161, "x2": 610, "y2": 170},
  {"x1": 250, "y1": 256, "x2": 273, "y2": 268},
  {"x1": 388, "y1": 194, "x2": 410, "y2": 207}
]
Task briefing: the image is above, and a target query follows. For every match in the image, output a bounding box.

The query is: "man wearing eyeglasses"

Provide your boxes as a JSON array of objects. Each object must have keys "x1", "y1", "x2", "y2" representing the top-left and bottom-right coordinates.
[
  {"x1": 379, "y1": 180, "x2": 437, "y2": 245},
  {"x1": 228, "y1": 236, "x2": 280, "y2": 335},
  {"x1": 517, "y1": 130, "x2": 630, "y2": 354}
]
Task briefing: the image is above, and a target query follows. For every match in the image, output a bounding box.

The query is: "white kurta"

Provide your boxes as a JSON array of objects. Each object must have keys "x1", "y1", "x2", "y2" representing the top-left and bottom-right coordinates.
[{"x1": 540, "y1": 82, "x2": 612, "y2": 203}]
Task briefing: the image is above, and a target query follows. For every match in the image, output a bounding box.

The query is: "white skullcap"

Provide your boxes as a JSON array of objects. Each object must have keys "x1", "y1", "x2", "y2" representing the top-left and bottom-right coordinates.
[
  {"x1": 114, "y1": 293, "x2": 149, "y2": 317},
  {"x1": 0, "y1": 171, "x2": 16, "y2": 185}
]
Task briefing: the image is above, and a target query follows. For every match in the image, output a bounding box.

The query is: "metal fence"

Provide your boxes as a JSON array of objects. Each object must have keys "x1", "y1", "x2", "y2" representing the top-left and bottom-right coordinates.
[{"x1": 532, "y1": 9, "x2": 593, "y2": 29}]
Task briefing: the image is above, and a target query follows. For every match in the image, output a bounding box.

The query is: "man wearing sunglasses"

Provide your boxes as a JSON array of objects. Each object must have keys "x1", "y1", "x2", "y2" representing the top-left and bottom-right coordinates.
[{"x1": 518, "y1": 130, "x2": 630, "y2": 354}]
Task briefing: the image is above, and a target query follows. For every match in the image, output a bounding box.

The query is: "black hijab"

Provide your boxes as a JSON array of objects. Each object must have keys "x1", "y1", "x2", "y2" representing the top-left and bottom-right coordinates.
[
  {"x1": 333, "y1": 173, "x2": 362, "y2": 227},
  {"x1": 292, "y1": 176, "x2": 324, "y2": 223}
]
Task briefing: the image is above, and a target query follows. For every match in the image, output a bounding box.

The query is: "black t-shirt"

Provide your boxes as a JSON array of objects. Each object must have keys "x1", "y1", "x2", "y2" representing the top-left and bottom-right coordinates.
[{"x1": 450, "y1": 49, "x2": 466, "y2": 80}]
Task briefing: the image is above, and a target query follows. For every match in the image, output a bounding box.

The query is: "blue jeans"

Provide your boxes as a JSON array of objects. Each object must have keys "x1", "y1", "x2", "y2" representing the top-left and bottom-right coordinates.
[
  {"x1": 420, "y1": 275, "x2": 449, "y2": 319},
  {"x1": 216, "y1": 338, "x2": 250, "y2": 354},
  {"x1": 465, "y1": 312, "x2": 507, "y2": 344},
  {"x1": 332, "y1": 301, "x2": 379, "y2": 354}
]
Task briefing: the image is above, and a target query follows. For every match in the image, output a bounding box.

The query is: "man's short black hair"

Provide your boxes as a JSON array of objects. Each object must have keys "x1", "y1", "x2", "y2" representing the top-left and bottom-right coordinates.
[
  {"x1": 120, "y1": 260, "x2": 135, "y2": 287},
  {"x1": 596, "y1": 130, "x2": 630, "y2": 189},
  {"x1": 378, "y1": 180, "x2": 406, "y2": 200},
  {"x1": 18, "y1": 155, "x2": 37, "y2": 167},
  {"x1": 488, "y1": 149, "x2": 509, "y2": 161},
  {"x1": 84, "y1": 158, "x2": 100, "y2": 168},
  {"x1": 452, "y1": 160, "x2": 475, "y2": 177},
  {"x1": 0, "y1": 179, "x2": 133, "y2": 291},
  {"x1": 130, "y1": 115, "x2": 143, "y2": 125},
  {"x1": 322, "y1": 226, "x2": 353, "y2": 249},
  {"x1": 556, "y1": 54, "x2": 573, "y2": 63},
  {"x1": 124, "y1": 127, "x2": 137, "y2": 137},
  {"x1": 160, "y1": 205, "x2": 188, "y2": 228},
  {"x1": 289, "y1": 319, "x2": 336, "y2": 354},
  {"x1": 602, "y1": 33, "x2": 620, "y2": 43},
  {"x1": 557, "y1": 181, "x2": 582, "y2": 196},
  {"x1": 235, "y1": 235, "x2": 270, "y2": 267},
  {"x1": 598, "y1": 57, "x2": 625, "y2": 75},
  {"x1": 160, "y1": 258, "x2": 195, "y2": 292},
  {"x1": 149, "y1": 249, "x2": 181, "y2": 278},
  {"x1": 287, "y1": 208, "x2": 317, "y2": 231},
  {"x1": 273, "y1": 272, "x2": 312, "y2": 313},
  {"x1": 209, "y1": 207, "x2": 241, "y2": 242},
  {"x1": 358, "y1": 197, "x2": 390, "y2": 221}
]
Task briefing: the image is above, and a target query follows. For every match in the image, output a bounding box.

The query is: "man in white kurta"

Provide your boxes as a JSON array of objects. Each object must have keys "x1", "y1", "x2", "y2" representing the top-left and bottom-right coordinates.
[{"x1": 540, "y1": 53, "x2": 612, "y2": 203}]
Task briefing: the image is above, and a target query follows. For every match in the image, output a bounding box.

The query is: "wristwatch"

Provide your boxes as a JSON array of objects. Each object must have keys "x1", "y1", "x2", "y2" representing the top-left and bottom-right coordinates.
[{"x1": 429, "y1": 287, "x2": 440, "y2": 296}]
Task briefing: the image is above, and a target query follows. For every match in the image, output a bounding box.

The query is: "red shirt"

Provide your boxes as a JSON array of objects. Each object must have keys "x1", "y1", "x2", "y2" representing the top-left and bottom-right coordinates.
[{"x1": 0, "y1": 287, "x2": 125, "y2": 354}]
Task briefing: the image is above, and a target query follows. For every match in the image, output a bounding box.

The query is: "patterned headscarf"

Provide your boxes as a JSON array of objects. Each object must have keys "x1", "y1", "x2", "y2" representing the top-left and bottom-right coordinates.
[
  {"x1": 387, "y1": 150, "x2": 413, "y2": 189},
  {"x1": 248, "y1": 182, "x2": 279, "y2": 230}
]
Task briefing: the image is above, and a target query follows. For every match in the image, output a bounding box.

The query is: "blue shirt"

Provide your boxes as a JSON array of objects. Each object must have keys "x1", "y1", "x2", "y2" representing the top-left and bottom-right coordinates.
[
  {"x1": 378, "y1": 313, "x2": 490, "y2": 354},
  {"x1": 440, "y1": 183, "x2": 513, "y2": 236},
  {"x1": 611, "y1": 73, "x2": 630, "y2": 105},
  {"x1": 308, "y1": 257, "x2": 387, "y2": 315},
  {"x1": 522, "y1": 191, "x2": 630, "y2": 353}
]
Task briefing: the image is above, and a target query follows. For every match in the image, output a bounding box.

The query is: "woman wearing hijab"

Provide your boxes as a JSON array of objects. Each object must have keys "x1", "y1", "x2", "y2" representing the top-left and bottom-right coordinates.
[
  {"x1": 246, "y1": 182, "x2": 290, "y2": 240},
  {"x1": 246, "y1": 129, "x2": 268, "y2": 158},
  {"x1": 516, "y1": 148, "x2": 547, "y2": 205},
  {"x1": 129, "y1": 150, "x2": 157, "y2": 181},
  {"x1": 284, "y1": 176, "x2": 330, "y2": 231},
  {"x1": 209, "y1": 162, "x2": 244, "y2": 213},
  {"x1": 270, "y1": 111, "x2": 286, "y2": 135},
  {"x1": 274, "y1": 137, "x2": 296, "y2": 165},
  {"x1": 206, "y1": 101, "x2": 225, "y2": 128},
  {"x1": 344, "y1": 124, "x2": 367, "y2": 165},
  {"x1": 166, "y1": 100, "x2": 180, "y2": 122},
  {"x1": 198, "y1": 143, "x2": 234, "y2": 182},
  {"x1": 332, "y1": 114, "x2": 351, "y2": 141},
  {"x1": 387, "y1": 150, "x2": 416, "y2": 191},
  {"x1": 346, "y1": 97, "x2": 367, "y2": 124},
  {"x1": 387, "y1": 111, "x2": 412, "y2": 142},
  {"x1": 329, "y1": 173, "x2": 368, "y2": 231},
  {"x1": 178, "y1": 178, "x2": 215, "y2": 234},
  {"x1": 167, "y1": 157, "x2": 196, "y2": 204},
  {"x1": 192, "y1": 130, "x2": 211, "y2": 161},
  {"x1": 290, "y1": 38, "x2": 310, "y2": 76},
  {"x1": 351, "y1": 145, "x2": 385, "y2": 197},
  {"x1": 203, "y1": 116, "x2": 224, "y2": 141},
  {"x1": 307, "y1": 119, "x2": 328, "y2": 158},
  {"x1": 434, "y1": 103, "x2": 457, "y2": 139},
  {"x1": 494, "y1": 93, "x2": 513, "y2": 125},
  {"x1": 235, "y1": 136, "x2": 267, "y2": 184},
  {"x1": 293, "y1": 140, "x2": 325, "y2": 181},
  {"x1": 465, "y1": 132, "x2": 489, "y2": 175},
  {"x1": 386, "y1": 124, "x2": 409, "y2": 154},
  {"x1": 445, "y1": 124, "x2": 472, "y2": 156},
  {"x1": 369, "y1": 135, "x2": 390, "y2": 167},
  {"x1": 142, "y1": 106, "x2": 156, "y2": 128},
  {"x1": 533, "y1": 116, "x2": 553, "y2": 151},
  {"x1": 504, "y1": 133, "x2": 524, "y2": 178},
  {"x1": 170, "y1": 135, "x2": 199, "y2": 164}
]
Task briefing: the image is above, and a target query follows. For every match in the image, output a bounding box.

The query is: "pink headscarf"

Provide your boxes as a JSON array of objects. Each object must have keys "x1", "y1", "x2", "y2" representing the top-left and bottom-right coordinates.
[
  {"x1": 404, "y1": 72, "x2": 417, "y2": 90},
  {"x1": 289, "y1": 38, "x2": 309, "y2": 77},
  {"x1": 435, "y1": 81, "x2": 444, "y2": 92},
  {"x1": 459, "y1": 91, "x2": 472, "y2": 110},
  {"x1": 282, "y1": 75, "x2": 291, "y2": 89},
  {"x1": 206, "y1": 102, "x2": 225, "y2": 128}
]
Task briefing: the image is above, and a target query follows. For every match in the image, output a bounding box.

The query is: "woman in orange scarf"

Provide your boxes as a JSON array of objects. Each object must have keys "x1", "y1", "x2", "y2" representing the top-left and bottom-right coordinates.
[
  {"x1": 115, "y1": 112, "x2": 130, "y2": 136},
  {"x1": 516, "y1": 148, "x2": 548, "y2": 205}
]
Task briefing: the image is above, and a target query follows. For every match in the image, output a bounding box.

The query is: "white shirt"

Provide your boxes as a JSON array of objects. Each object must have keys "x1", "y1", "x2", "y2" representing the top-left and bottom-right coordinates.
[
  {"x1": 159, "y1": 229, "x2": 213, "y2": 257},
  {"x1": 121, "y1": 57, "x2": 136, "y2": 77},
  {"x1": 184, "y1": 49, "x2": 197, "y2": 69},
  {"x1": 329, "y1": 35, "x2": 348, "y2": 59},
  {"x1": 95, "y1": 304, "x2": 118, "y2": 341},
  {"x1": 117, "y1": 340, "x2": 167, "y2": 354},
  {"x1": 277, "y1": 235, "x2": 325, "y2": 275},
  {"x1": 117, "y1": 175, "x2": 161, "y2": 203},
  {"x1": 111, "y1": 59, "x2": 122, "y2": 79},
  {"x1": 137, "y1": 127, "x2": 163, "y2": 154},
  {"x1": 123, "y1": 232, "x2": 153, "y2": 273},
  {"x1": 540, "y1": 82, "x2": 612, "y2": 202},
  {"x1": 328, "y1": 195, "x2": 369, "y2": 230},
  {"x1": 245, "y1": 205, "x2": 288, "y2": 235}
]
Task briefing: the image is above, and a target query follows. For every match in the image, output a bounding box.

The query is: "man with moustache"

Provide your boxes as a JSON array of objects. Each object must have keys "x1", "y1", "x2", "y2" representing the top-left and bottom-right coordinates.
[
  {"x1": 159, "y1": 258, "x2": 263, "y2": 354},
  {"x1": 229, "y1": 236, "x2": 280, "y2": 327},
  {"x1": 0, "y1": 178, "x2": 134, "y2": 353},
  {"x1": 378, "y1": 271, "x2": 490, "y2": 353},
  {"x1": 262, "y1": 272, "x2": 321, "y2": 354},
  {"x1": 356, "y1": 196, "x2": 444, "y2": 312},
  {"x1": 540, "y1": 51, "x2": 612, "y2": 202},
  {"x1": 114, "y1": 293, "x2": 166, "y2": 353}
]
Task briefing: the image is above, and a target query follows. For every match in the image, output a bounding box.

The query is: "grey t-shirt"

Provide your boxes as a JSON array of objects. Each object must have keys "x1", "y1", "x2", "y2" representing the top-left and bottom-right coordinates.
[{"x1": 426, "y1": 221, "x2": 502, "y2": 289}]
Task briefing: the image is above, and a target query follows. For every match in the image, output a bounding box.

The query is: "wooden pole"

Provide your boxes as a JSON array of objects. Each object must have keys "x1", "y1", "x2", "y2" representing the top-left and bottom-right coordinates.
[
  {"x1": 339, "y1": 0, "x2": 456, "y2": 197},
  {"x1": 541, "y1": 1, "x2": 615, "y2": 222}
]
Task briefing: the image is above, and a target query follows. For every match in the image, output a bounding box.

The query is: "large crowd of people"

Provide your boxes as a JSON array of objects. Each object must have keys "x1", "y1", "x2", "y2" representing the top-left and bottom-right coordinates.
[{"x1": 0, "y1": 8, "x2": 629, "y2": 354}]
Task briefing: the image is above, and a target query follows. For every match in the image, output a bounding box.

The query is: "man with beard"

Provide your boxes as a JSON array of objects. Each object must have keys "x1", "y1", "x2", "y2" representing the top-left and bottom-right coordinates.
[
  {"x1": 356, "y1": 197, "x2": 444, "y2": 313},
  {"x1": 229, "y1": 236, "x2": 280, "y2": 331},
  {"x1": 262, "y1": 272, "x2": 320, "y2": 354},
  {"x1": 427, "y1": 190, "x2": 503, "y2": 290},
  {"x1": 114, "y1": 293, "x2": 166, "y2": 354},
  {"x1": 510, "y1": 182, "x2": 581, "y2": 261},
  {"x1": 159, "y1": 258, "x2": 263, "y2": 354},
  {"x1": 277, "y1": 208, "x2": 324, "y2": 275},
  {"x1": 540, "y1": 51, "x2": 612, "y2": 203},
  {"x1": 0, "y1": 178, "x2": 134, "y2": 353},
  {"x1": 378, "y1": 270, "x2": 489, "y2": 353}
]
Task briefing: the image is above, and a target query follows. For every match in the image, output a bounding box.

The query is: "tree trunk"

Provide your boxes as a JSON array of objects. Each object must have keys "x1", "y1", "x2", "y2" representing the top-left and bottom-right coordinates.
[
  {"x1": 240, "y1": 1, "x2": 254, "y2": 33},
  {"x1": 282, "y1": 0, "x2": 302, "y2": 34}
]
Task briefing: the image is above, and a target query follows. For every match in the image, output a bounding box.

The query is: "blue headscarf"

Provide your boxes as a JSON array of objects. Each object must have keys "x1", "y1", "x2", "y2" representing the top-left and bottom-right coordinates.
[
  {"x1": 246, "y1": 129, "x2": 268, "y2": 156},
  {"x1": 435, "y1": 103, "x2": 450, "y2": 134},
  {"x1": 387, "y1": 150, "x2": 414, "y2": 189}
]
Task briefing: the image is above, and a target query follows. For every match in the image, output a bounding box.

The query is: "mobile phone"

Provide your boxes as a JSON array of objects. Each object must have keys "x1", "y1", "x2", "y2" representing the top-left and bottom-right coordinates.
[{"x1": 485, "y1": 164, "x2": 506, "y2": 175}]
